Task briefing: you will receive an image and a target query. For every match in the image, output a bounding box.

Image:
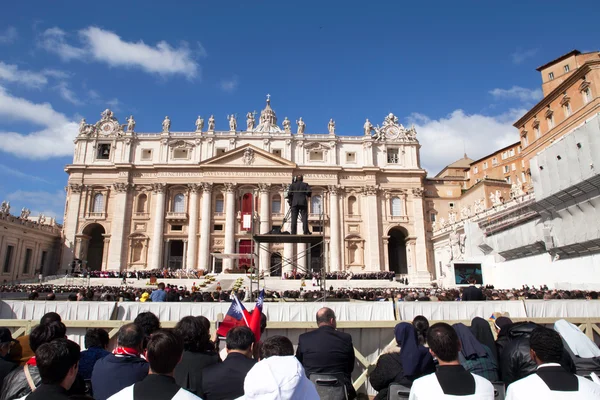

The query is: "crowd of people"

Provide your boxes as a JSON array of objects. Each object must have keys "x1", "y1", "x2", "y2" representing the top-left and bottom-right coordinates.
[
  {"x1": 0, "y1": 307, "x2": 599, "y2": 399},
  {"x1": 69, "y1": 269, "x2": 205, "y2": 280},
  {"x1": 282, "y1": 271, "x2": 396, "y2": 281}
]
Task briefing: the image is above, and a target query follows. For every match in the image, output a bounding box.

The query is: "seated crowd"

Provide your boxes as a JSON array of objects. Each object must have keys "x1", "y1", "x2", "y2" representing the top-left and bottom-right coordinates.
[{"x1": 1, "y1": 306, "x2": 600, "y2": 399}]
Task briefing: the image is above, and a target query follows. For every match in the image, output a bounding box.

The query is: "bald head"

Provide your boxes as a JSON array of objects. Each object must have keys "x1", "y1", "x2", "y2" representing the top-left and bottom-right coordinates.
[{"x1": 316, "y1": 307, "x2": 336, "y2": 328}]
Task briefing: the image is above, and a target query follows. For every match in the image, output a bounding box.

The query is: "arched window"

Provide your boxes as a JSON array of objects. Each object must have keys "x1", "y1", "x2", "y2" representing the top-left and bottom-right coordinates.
[
  {"x1": 137, "y1": 194, "x2": 147, "y2": 213},
  {"x1": 173, "y1": 193, "x2": 185, "y2": 213},
  {"x1": 311, "y1": 195, "x2": 322, "y2": 215},
  {"x1": 215, "y1": 194, "x2": 224, "y2": 213},
  {"x1": 92, "y1": 193, "x2": 104, "y2": 213},
  {"x1": 391, "y1": 197, "x2": 402, "y2": 216},
  {"x1": 348, "y1": 244, "x2": 358, "y2": 264},
  {"x1": 348, "y1": 196, "x2": 357, "y2": 216},
  {"x1": 271, "y1": 194, "x2": 281, "y2": 214}
]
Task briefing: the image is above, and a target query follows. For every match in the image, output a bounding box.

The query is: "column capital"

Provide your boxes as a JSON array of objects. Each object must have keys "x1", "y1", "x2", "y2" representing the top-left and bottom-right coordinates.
[
  {"x1": 188, "y1": 183, "x2": 202, "y2": 193},
  {"x1": 327, "y1": 185, "x2": 343, "y2": 195},
  {"x1": 113, "y1": 182, "x2": 132, "y2": 193},
  {"x1": 258, "y1": 183, "x2": 271, "y2": 193},
  {"x1": 201, "y1": 182, "x2": 213, "y2": 193},
  {"x1": 412, "y1": 187, "x2": 425, "y2": 198},
  {"x1": 68, "y1": 183, "x2": 85, "y2": 193},
  {"x1": 362, "y1": 185, "x2": 379, "y2": 196},
  {"x1": 224, "y1": 183, "x2": 237, "y2": 193},
  {"x1": 152, "y1": 183, "x2": 167, "y2": 194}
]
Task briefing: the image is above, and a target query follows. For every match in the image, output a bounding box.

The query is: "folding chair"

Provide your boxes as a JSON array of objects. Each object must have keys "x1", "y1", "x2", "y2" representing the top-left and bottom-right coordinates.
[
  {"x1": 492, "y1": 382, "x2": 505, "y2": 400},
  {"x1": 309, "y1": 373, "x2": 348, "y2": 400},
  {"x1": 387, "y1": 383, "x2": 411, "y2": 399}
]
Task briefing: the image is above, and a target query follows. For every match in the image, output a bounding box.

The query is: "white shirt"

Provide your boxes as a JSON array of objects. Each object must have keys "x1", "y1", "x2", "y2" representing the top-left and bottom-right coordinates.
[
  {"x1": 108, "y1": 384, "x2": 201, "y2": 400},
  {"x1": 506, "y1": 363, "x2": 600, "y2": 400},
  {"x1": 409, "y1": 371, "x2": 494, "y2": 400}
]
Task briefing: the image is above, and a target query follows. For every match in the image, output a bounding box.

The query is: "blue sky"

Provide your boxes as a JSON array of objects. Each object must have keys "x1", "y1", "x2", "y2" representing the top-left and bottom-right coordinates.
[{"x1": 0, "y1": 0, "x2": 597, "y2": 222}]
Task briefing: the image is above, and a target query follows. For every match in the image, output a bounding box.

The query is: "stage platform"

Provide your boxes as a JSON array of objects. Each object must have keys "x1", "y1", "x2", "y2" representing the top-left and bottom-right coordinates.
[{"x1": 253, "y1": 234, "x2": 324, "y2": 244}]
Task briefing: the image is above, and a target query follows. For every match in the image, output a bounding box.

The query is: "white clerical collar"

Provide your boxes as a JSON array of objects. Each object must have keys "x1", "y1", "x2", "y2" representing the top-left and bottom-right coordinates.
[{"x1": 537, "y1": 363, "x2": 561, "y2": 369}]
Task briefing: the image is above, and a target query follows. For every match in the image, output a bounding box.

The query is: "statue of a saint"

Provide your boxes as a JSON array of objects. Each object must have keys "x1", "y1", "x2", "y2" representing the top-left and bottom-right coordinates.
[
  {"x1": 283, "y1": 117, "x2": 291, "y2": 133},
  {"x1": 246, "y1": 112, "x2": 255, "y2": 131},
  {"x1": 448, "y1": 211, "x2": 457, "y2": 224},
  {"x1": 328, "y1": 118, "x2": 335, "y2": 134},
  {"x1": 460, "y1": 206, "x2": 470, "y2": 220},
  {"x1": 439, "y1": 216, "x2": 446, "y2": 228},
  {"x1": 473, "y1": 198, "x2": 484, "y2": 214},
  {"x1": 0, "y1": 201, "x2": 9, "y2": 215},
  {"x1": 20, "y1": 208, "x2": 30, "y2": 219},
  {"x1": 126, "y1": 115, "x2": 135, "y2": 132},
  {"x1": 208, "y1": 115, "x2": 215, "y2": 131},
  {"x1": 101, "y1": 109, "x2": 113, "y2": 120},
  {"x1": 79, "y1": 118, "x2": 87, "y2": 134},
  {"x1": 490, "y1": 191, "x2": 501, "y2": 207},
  {"x1": 296, "y1": 117, "x2": 305, "y2": 134},
  {"x1": 227, "y1": 114, "x2": 237, "y2": 131},
  {"x1": 364, "y1": 119, "x2": 373, "y2": 136},
  {"x1": 195, "y1": 116, "x2": 204, "y2": 132},
  {"x1": 406, "y1": 125, "x2": 417, "y2": 140},
  {"x1": 162, "y1": 116, "x2": 171, "y2": 132},
  {"x1": 39, "y1": 214, "x2": 46, "y2": 225}
]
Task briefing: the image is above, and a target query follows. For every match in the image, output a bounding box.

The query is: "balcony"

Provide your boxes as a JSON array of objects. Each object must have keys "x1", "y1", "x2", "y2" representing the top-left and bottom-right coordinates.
[
  {"x1": 86, "y1": 212, "x2": 106, "y2": 220},
  {"x1": 133, "y1": 212, "x2": 150, "y2": 220},
  {"x1": 389, "y1": 215, "x2": 409, "y2": 223},
  {"x1": 309, "y1": 213, "x2": 329, "y2": 221},
  {"x1": 166, "y1": 212, "x2": 188, "y2": 221}
]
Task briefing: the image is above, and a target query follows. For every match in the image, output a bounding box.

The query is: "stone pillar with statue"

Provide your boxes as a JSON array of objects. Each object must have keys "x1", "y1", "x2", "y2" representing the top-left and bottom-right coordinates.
[
  {"x1": 186, "y1": 184, "x2": 201, "y2": 270},
  {"x1": 149, "y1": 183, "x2": 166, "y2": 269},
  {"x1": 259, "y1": 183, "x2": 271, "y2": 275},
  {"x1": 410, "y1": 187, "x2": 432, "y2": 285},
  {"x1": 107, "y1": 183, "x2": 131, "y2": 271},
  {"x1": 198, "y1": 183, "x2": 213, "y2": 271},
  {"x1": 223, "y1": 183, "x2": 237, "y2": 270}
]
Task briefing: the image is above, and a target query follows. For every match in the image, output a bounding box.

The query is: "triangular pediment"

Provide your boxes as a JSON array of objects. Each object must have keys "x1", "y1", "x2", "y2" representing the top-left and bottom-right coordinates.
[{"x1": 201, "y1": 144, "x2": 296, "y2": 168}]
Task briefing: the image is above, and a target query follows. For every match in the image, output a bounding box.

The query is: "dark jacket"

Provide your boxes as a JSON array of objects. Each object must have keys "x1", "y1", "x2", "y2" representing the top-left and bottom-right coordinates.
[
  {"x1": 562, "y1": 338, "x2": 600, "y2": 377},
  {"x1": 79, "y1": 347, "x2": 111, "y2": 380},
  {"x1": 287, "y1": 181, "x2": 311, "y2": 207},
  {"x1": 200, "y1": 352, "x2": 255, "y2": 400},
  {"x1": 461, "y1": 286, "x2": 485, "y2": 301},
  {"x1": 0, "y1": 358, "x2": 17, "y2": 393},
  {"x1": 369, "y1": 351, "x2": 435, "y2": 400},
  {"x1": 91, "y1": 354, "x2": 149, "y2": 400},
  {"x1": 174, "y1": 350, "x2": 220, "y2": 396},
  {"x1": 0, "y1": 365, "x2": 85, "y2": 400},
  {"x1": 499, "y1": 322, "x2": 576, "y2": 385},
  {"x1": 24, "y1": 384, "x2": 69, "y2": 400},
  {"x1": 296, "y1": 325, "x2": 356, "y2": 399}
]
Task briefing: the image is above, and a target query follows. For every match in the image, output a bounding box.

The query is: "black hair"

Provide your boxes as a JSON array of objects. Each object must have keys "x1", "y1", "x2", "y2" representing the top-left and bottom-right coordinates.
[
  {"x1": 427, "y1": 322, "x2": 460, "y2": 362},
  {"x1": 117, "y1": 323, "x2": 145, "y2": 349},
  {"x1": 226, "y1": 326, "x2": 255, "y2": 351},
  {"x1": 174, "y1": 316, "x2": 211, "y2": 353},
  {"x1": 260, "y1": 313, "x2": 267, "y2": 335},
  {"x1": 36, "y1": 338, "x2": 80, "y2": 384},
  {"x1": 412, "y1": 315, "x2": 429, "y2": 346},
  {"x1": 84, "y1": 328, "x2": 109, "y2": 350},
  {"x1": 197, "y1": 316, "x2": 211, "y2": 332},
  {"x1": 40, "y1": 312, "x2": 62, "y2": 325},
  {"x1": 68, "y1": 294, "x2": 77, "y2": 301},
  {"x1": 260, "y1": 335, "x2": 294, "y2": 359},
  {"x1": 134, "y1": 312, "x2": 161, "y2": 349},
  {"x1": 316, "y1": 308, "x2": 336, "y2": 325},
  {"x1": 146, "y1": 330, "x2": 183, "y2": 374},
  {"x1": 30, "y1": 321, "x2": 67, "y2": 352},
  {"x1": 530, "y1": 327, "x2": 563, "y2": 363}
]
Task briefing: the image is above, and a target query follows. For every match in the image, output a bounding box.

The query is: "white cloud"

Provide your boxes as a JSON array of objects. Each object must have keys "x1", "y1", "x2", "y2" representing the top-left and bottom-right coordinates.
[
  {"x1": 39, "y1": 26, "x2": 200, "y2": 79},
  {"x1": 6, "y1": 189, "x2": 65, "y2": 221},
  {"x1": 41, "y1": 69, "x2": 70, "y2": 79},
  {"x1": 0, "y1": 85, "x2": 78, "y2": 159},
  {"x1": 0, "y1": 62, "x2": 48, "y2": 89},
  {"x1": 511, "y1": 48, "x2": 538, "y2": 64},
  {"x1": 489, "y1": 86, "x2": 543, "y2": 102},
  {"x1": 0, "y1": 27, "x2": 18, "y2": 45},
  {"x1": 87, "y1": 89, "x2": 100, "y2": 99},
  {"x1": 55, "y1": 81, "x2": 82, "y2": 105},
  {"x1": 0, "y1": 164, "x2": 52, "y2": 184},
  {"x1": 408, "y1": 109, "x2": 522, "y2": 176},
  {"x1": 39, "y1": 27, "x2": 86, "y2": 61},
  {"x1": 220, "y1": 76, "x2": 239, "y2": 92}
]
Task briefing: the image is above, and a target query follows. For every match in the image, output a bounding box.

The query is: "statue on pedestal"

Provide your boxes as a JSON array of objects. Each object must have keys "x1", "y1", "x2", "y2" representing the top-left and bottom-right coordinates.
[
  {"x1": 460, "y1": 205, "x2": 470, "y2": 220},
  {"x1": 283, "y1": 117, "x2": 291, "y2": 133},
  {"x1": 363, "y1": 119, "x2": 374, "y2": 136},
  {"x1": 246, "y1": 112, "x2": 255, "y2": 131},
  {"x1": 39, "y1": 214, "x2": 46, "y2": 225},
  {"x1": 20, "y1": 208, "x2": 30, "y2": 219},
  {"x1": 195, "y1": 116, "x2": 204, "y2": 132},
  {"x1": 0, "y1": 201, "x2": 9, "y2": 216},
  {"x1": 208, "y1": 115, "x2": 215, "y2": 131},
  {"x1": 490, "y1": 191, "x2": 501, "y2": 207},
  {"x1": 296, "y1": 117, "x2": 305, "y2": 134},
  {"x1": 79, "y1": 118, "x2": 87, "y2": 134},
  {"x1": 162, "y1": 116, "x2": 171, "y2": 132},
  {"x1": 126, "y1": 115, "x2": 135, "y2": 132},
  {"x1": 473, "y1": 198, "x2": 484, "y2": 214},
  {"x1": 328, "y1": 118, "x2": 335, "y2": 134},
  {"x1": 227, "y1": 114, "x2": 237, "y2": 132}
]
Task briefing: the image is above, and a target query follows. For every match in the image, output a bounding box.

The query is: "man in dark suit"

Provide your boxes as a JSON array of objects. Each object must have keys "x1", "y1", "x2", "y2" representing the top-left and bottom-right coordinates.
[
  {"x1": 200, "y1": 326, "x2": 256, "y2": 400},
  {"x1": 287, "y1": 175, "x2": 312, "y2": 235},
  {"x1": 461, "y1": 278, "x2": 485, "y2": 301},
  {"x1": 296, "y1": 307, "x2": 356, "y2": 399}
]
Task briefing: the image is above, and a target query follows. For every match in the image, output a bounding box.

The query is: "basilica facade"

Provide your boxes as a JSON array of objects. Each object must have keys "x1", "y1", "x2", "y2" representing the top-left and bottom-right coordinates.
[{"x1": 61, "y1": 97, "x2": 432, "y2": 284}]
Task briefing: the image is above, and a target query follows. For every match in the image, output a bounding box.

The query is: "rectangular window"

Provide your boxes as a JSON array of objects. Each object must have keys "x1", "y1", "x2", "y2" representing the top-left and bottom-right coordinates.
[
  {"x1": 96, "y1": 144, "x2": 111, "y2": 160},
  {"x1": 216, "y1": 148, "x2": 226, "y2": 156},
  {"x1": 272, "y1": 149, "x2": 282, "y2": 157},
  {"x1": 387, "y1": 148, "x2": 399, "y2": 164},
  {"x1": 23, "y1": 248, "x2": 32, "y2": 274},
  {"x1": 312, "y1": 225, "x2": 323, "y2": 233},
  {"x1": 173, "y1": 148, "x2": 189, "y2": 159},
  {"x1": 473, "y1": 166, "x2": 479, "y2": 174},
  {"x1": 509, "y1": 149, "x2": 515, "y2": 157},
  {"x1": 506, "y1": 176, "x2": 511, "y2": 184},
  {"x1": 141, "y1": 149, "x2": 153, "y2": 160},
  {"x1": 564, "y1": 65, "x2": 570, "y2": 73},
  {"x1": 492, "y1": 157, "x2": 498, "y2": 166},
  {"x1": 503, "y1": 165, "x2": 510, "y2": 173},
  {"x1": 213, "y1": 224, "x2": 223, "y2": 231},
  {"x1": 215, "y1": 199, "x2": 224, "y2": 213},
  {"x1": 272, "y1": 198, "x2": 281, "y2": 214},
  {"x1": 583, "y1": 88, "x2": 592, "y2": 104},
  {"x1": 534, "y1": 126, "x2": 541, "y2": 139},
  {"x1": 346, "y1": 152, "x2": 356, "y2": 163},
  {"x1": 40, "y1": 251, "x2": 48, "y2": 274},
  {"x1": 483, "y1": 162, "x2": 488, "y2": 170},
  {"x1": 3, "y1": 245, "x2": 14, "y2": 273},
  {"x1": 521, "y1": 160, "x2": 525, "y2": 167},
  {"x1": 547, "y1": 116, "x2": 554, "y2": 130},
  {"x1": 564, "y1": 103, "x2": 571, "y2": 117},
  {"x1": 430, "y1": 213, "x2": 436, "y2": 222},
  {"x1": 521, "y1": 172, "x2": 526, "y2": 182},
  {"x1": 523, "y1": 136, "x2": 529, "y2": 147},
  {"x1": 512, "y1": 163, "x2": 516, "y2": 171},
  {"x1": 171, "y1": 225, "x2": 183, "y2": 231},
  {"x1": 309, "y1": 150, "x2": 324, "y2": 161},
  {"x1": 548, "y1": 72, "x2": 554, "y2": 80}
]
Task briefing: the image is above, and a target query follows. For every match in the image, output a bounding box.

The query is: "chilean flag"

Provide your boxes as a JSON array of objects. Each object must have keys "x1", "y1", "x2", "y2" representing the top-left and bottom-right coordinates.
[
  {"x1": 217, "y1": 296, "x2": 251, "y2": 338},
  {"x1": 249, "y1": 289, "x2": 265, "y2": 343}
]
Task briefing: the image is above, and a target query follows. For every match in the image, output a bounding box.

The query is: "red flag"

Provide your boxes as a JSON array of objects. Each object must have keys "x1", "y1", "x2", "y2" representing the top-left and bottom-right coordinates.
[
  {"x1": 217, "y1": 296, "x2": 251, "y2": 338},
  {"x1": 249, "y1": 289, "x2": 265, "y2": 343}
]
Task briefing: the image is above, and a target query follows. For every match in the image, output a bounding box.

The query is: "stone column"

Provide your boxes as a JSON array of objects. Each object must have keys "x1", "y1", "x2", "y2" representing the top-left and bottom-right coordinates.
[
  {"x1": 364, "y1": 186, "x2": 382, "y2": 270},
  {"x1": 282, "y1": 187, "x2": 294, "y2": 277},
  {"x1": 182, "y1": 240, "x2": 188, "y2": 270},
  {"x1": 258, "y1": 184, "x2": 271, "y2": 275},
  {"x1": 410, "y1": 188, "x2": 431, "y2": 285},
  {"x1": 296, "y1": 213, "x2": 307, "y2": 272},
  {"x1": 149, "y1": 183, "x2": 166, "y2": 269},
  {"x1": 223, "y1": 183, "x2": 237, "y2": 270},
  {"x1": 198, "y1": 183, "x2": 213, "y2": 271},
  {"x1": 382, "y1": 236, "x2": 390, "y2": 272},
  {"x1": 363, "y1": 140, "x2": 374, "y2": 166},
  {"x1": 107, "y1": 183, "x2": 131, "y2": 271},
  {"x1": 102, "y1": 235, "x2": 110, "y2": 270},
  {"x1": 328, "y1": 185, "x2": 341, "y2": 272},
  {"x1": 186, "y1": 184, "x2": 200, "y2": 270},
  {"x1": 60, "y1": 184, "x2": 84, "y2": 270}
]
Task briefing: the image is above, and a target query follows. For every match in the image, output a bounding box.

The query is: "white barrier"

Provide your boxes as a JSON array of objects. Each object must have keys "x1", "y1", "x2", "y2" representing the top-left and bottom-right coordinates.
[{"x1": 396, "y1": 300, "x2": 527, "y2": 321}]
